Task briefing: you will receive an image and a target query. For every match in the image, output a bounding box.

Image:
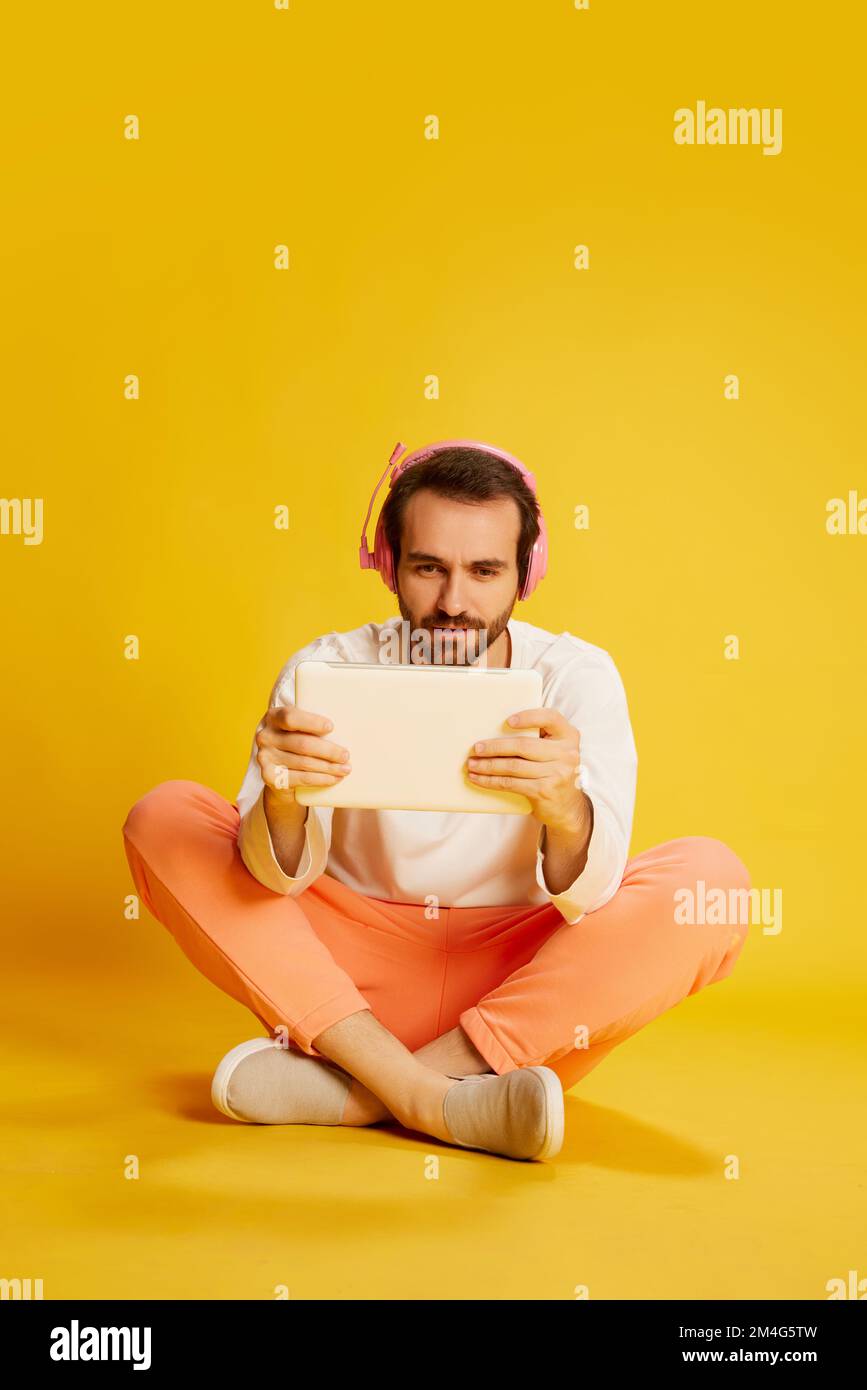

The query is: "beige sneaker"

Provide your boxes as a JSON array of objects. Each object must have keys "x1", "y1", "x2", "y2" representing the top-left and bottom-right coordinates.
[
  {"x1": 442, "y1": 1066, "x2": 565, "y2": 1161},
  {"x1": 211, "y1": 1037, "x2": 353, "y2": 1125}
]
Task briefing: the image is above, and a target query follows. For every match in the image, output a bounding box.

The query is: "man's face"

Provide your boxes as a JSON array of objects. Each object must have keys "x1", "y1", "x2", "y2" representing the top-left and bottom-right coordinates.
[{"x1": 394, "y1": 489, "x2": 521, "y2": 665}]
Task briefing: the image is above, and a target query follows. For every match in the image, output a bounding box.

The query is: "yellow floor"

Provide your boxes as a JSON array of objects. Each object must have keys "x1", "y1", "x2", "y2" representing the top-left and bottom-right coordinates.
[{"x1": 3, "y1": 961, "x2": 863, "y2": 1301}]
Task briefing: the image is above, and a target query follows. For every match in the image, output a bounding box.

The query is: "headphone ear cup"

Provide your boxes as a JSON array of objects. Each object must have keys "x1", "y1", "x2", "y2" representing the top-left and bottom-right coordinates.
[
  {"x1": 521, "y1": 552, "x2": 535, "y2": 600},
  {"x1": 373, "y1": 512, "x2": 397, "y2": 593},
  {"x1": 520, "y1": 513, "x2": 548, "y2": 599}
]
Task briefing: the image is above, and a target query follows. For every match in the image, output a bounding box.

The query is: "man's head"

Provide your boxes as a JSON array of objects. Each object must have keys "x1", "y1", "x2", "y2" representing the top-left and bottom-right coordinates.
[{"x1": 379, "y1": 446, "x2": 542, "y2": 665}]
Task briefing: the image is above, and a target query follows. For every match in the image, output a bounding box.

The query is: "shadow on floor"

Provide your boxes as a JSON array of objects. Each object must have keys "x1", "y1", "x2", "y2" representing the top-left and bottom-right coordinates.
[{"x1": 149, "y1": 1069, "x2": 720, "y2": 1179}]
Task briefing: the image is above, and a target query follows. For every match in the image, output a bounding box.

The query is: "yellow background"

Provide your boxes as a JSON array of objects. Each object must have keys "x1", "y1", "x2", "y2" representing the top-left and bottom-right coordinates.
[{"x1": 1, "y1": 1, "x2": 864, "y2": 1300}]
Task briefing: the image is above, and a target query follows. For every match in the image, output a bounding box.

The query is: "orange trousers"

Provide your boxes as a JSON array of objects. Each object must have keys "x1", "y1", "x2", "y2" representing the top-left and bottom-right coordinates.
[{"x1": 122, "y1": 780, "x2": 751, "y2": 1090}]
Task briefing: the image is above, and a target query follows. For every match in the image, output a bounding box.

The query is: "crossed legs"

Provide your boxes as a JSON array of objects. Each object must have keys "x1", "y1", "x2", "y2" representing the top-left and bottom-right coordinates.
[{"x1": 122, "y1": 780, "x2": 751, "y2": 1136}]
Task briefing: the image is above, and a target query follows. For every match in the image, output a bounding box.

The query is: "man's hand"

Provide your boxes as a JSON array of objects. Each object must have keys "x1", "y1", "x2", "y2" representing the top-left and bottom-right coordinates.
[
  {"x1": 256, "y1": 704, "x2": 352, "y2": 801},
  {"x1": 467, "y1": 706, "x2": 594, "y2": 893},
  {"x1": 465, "y1": 706, "x2": 589, "y2": 837}
]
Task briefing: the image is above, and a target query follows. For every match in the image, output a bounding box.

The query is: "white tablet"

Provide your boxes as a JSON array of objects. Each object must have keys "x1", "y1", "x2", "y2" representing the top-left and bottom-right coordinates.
[{"x1": 293, "y1": 659, "x2": 544, "y2": 814}]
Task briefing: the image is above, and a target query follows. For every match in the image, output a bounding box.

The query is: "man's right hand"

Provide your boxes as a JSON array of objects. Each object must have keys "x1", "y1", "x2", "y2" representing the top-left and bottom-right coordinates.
[{"x1": 255, "y1": 703, "x2": 352, "y2": 803}]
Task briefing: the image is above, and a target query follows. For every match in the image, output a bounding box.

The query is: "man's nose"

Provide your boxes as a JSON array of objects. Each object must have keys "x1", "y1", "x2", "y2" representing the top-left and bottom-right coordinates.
[{"x1": 437, "y1": 577, "x2": 470, "y2": 616}]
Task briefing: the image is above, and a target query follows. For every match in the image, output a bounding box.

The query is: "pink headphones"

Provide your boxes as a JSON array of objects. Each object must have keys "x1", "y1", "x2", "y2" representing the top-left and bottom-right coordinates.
[{"x1": 358, "y1": 438, "x2": 548, "y2": 600}]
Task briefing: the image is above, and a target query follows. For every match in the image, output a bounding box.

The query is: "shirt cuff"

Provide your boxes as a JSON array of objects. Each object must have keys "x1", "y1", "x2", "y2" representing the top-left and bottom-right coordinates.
[
  {"x1": 535, "y1": 798, "x2": 626, "y2": 925},
  {"x1": 237, "y1": 787, "x2": 327, "y2": 896}
]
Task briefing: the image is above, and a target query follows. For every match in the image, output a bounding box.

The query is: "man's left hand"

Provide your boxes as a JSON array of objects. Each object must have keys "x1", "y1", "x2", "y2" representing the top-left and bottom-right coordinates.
[{"x1": 466, "y1": 706, "x2": 591, "y2": 838}]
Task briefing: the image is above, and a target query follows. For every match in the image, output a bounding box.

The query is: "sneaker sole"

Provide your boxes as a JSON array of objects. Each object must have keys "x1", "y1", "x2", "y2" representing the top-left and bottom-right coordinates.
[
  {"x1": 211, "y1": 1036, "x2": 279, "y2": 1121},
  {"x1": 525, "y1": 1065, "x2": 565, "y2": 1160}
]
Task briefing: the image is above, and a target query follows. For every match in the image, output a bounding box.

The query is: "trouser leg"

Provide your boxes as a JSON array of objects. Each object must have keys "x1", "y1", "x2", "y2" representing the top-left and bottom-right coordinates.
[
  {"x1": 121, "y1": 780, "x2": 373, "y2": 1056},
  {"x1": 457, "y1": 836, "x2": 751, "y2": 1088}
]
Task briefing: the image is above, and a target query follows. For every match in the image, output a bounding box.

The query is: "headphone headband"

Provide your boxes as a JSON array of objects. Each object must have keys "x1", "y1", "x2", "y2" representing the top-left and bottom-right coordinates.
[{"x1": 358, "y1": 438, "x2": 548, "y2": 600}]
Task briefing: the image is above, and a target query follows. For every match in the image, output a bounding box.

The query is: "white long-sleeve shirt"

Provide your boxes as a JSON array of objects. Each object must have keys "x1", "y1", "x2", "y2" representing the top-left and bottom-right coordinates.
[{"x1": 235, "y1": 616, "x2": 638, "y2": 926}]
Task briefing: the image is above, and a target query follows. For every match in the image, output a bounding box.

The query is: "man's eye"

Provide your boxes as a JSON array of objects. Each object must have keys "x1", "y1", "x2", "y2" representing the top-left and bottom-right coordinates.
[{"x1": 417, "y1": 563, "x2": 497, "y2": 576}]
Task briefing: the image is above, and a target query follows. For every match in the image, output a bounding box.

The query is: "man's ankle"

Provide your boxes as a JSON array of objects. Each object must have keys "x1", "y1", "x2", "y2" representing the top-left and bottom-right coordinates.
[
  {"x1": 396, "y1": 1069, "x2": 454, "y2": 1137},
  {"x1": 342, "y1": 1079, "x2": 390, "y2": 1126},
  {"x1": 413, "y1": 1025, "x2": 490, "y2": 1078}
]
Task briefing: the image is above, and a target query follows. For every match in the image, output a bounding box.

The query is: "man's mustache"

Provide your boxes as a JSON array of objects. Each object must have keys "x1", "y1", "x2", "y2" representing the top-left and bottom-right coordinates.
[{"x1": 422, "y1": 618, "x2": 485, "y2": 629}]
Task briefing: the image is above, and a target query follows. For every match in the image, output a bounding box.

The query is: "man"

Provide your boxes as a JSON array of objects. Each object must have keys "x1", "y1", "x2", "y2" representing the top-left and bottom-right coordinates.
[{"x1": 122, "y1": 440, "x2": 751, "y2": 1163}]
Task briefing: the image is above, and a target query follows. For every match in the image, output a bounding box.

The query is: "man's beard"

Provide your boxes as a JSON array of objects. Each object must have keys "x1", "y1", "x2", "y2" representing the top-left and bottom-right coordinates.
[{"x1": 396, "y1": 589, "x2": 516, "y2": 666}]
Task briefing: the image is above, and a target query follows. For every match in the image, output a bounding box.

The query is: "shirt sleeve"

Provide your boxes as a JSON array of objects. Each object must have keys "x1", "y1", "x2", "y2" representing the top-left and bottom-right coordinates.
[
  {"x1": 534, "y1": 652, "x2": 638, "y2": 926},
  {"x1": 235, "y1": 635, "x2": 340, "y2": 896}
]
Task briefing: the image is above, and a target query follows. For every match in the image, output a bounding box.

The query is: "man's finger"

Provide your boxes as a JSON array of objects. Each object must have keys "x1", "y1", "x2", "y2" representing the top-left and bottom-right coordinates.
[
  {"x1": 263, "y1": 730, "x2": 350, "y2": 762},
  {"x1": 267, "y1": 767, "x2": 346, "y2": 790},
  {"x1": 270, "y1": 704, "x2": 333, "y2": 736},
  {"x1": 469, "y1": 737, "x2": 563, "y2": 761},
  {"x1": 262, "y1": 750, "x2": 351, "y2": 778},
  {"x1": 263, "y1": 708, "x2": 348, "y2": 761},
  {"x1": 466, "y1": 772, "x2": 536, "y2": 794},
  {"x1": 467, "y1": 756, "x2": 551, "y2": 779},
  {"x1": 505, "y1": 707, "x2": 572, "y2": 737}
]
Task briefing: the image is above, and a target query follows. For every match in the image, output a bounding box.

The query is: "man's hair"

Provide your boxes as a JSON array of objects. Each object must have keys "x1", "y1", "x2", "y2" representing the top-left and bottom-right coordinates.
[{"x1": 380, "y1": 446, "x2": 541, "y2": 592}]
